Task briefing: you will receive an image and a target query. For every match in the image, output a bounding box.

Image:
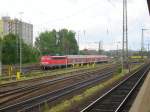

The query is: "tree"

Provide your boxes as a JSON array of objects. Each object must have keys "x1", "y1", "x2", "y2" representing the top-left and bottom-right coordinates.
[
  {"x1": 2, "y1": 34, "x2": 39, "y2": 64},
  {"x1": 2, "y1": 34, "x2": 19, "y2": 64},
  {"x1": 35, "y1": 31, "x2": 57, "y2": 55},
  {"x1": 35, "y1": 29, "x2": 79, "y2": 55},
  {"x1": 58, "y1": 29, "x2": 78, "y2": 55}
]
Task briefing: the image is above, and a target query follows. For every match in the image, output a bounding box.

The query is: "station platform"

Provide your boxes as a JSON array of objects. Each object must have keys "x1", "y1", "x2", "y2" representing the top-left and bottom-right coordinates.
[{"x1": 129, "y1": 72, "x2": 150, "y2": 112}]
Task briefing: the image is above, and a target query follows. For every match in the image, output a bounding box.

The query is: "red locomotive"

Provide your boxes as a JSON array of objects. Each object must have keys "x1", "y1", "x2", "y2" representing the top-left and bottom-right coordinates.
[{"x1": 40, "y1": 55, "x2": 109, "y2": 69}]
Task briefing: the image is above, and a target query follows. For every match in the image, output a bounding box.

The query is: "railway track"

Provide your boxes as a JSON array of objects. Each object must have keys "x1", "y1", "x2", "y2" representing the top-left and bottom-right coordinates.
[
  {"x1": 2, "y1": 64, "x2": 40, "y2": 75},
  {"x1": 0, "y1": 66, "x2": 116, "y2": 105},
  {"x1": 2, "y1": 63, "x2": 110, "y2": 75},
  {"x1": 0, "y1": 65, "x2": 117, "y2": 112},
  {"x1": 24, "y1": 63, "x2": 111, "y2": 78},
  {"x1": 81, "y1": 63, "x2": 150, "y2": 112},
  {"x1": 0, "y1": 64, "x2": 116, "y2": 92}
]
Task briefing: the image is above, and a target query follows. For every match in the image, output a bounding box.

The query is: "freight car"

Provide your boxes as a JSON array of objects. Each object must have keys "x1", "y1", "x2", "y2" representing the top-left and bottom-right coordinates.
[{"x1": 40, "y1": 55, "x2": 109, "y2": 69}]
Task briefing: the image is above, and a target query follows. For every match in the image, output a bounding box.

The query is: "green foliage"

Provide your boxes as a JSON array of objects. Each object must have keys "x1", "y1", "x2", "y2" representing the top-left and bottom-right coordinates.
[
  {"x1": 2, "y1": 34, "x2": 39, "y2": 64},
  {"x1": 2, "y1": 34, "x2": 19, "y2": 64},
  {"x1": 35, "y1": 29, "x2": 78, "y2": 55},
  {"x1": 1, "y1": 28, "x2": 78, "y2": 65},
  {"x1": 117, "y1": 67, "x2": 122, "y2": 74}
]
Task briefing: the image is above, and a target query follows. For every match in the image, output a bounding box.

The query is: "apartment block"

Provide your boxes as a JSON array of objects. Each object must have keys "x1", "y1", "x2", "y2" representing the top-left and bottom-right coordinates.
[{"x1": 0, "y1": 16, "x2": 33, "y2": 46}]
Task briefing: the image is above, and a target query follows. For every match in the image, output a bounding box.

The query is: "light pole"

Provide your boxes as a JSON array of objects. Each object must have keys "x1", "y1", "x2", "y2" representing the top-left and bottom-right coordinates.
[
  {"x1": 122, "y1": 0, "x2": 129, "y2": 72},
  {"x1": 147, "y1": 43, "x2": 150, "y2": 58},
  {"x1": 0, "y1": 32, "x2": 3, "y2": 76},
  {"x1": 115, "y1": 41, "x2": 121, "y2": 58},
  {"x1": 93, "y1": 41, "x2": 102, "y2": 54},
  {"x1": 117, "y1": 43, "x2": 119, "y2": 57},
  {"x1": 145, "y1": 43, "x2": 150, "y2": 58},
  {"x1": 77, "y1": 31, "x2": 80, "y2": 55},
  {"x1": 19, "y1": 12, "x2": 23, "y2": 74},
  {"x1": 83, "y1": 30, "x2": 87, "y2": 49}
]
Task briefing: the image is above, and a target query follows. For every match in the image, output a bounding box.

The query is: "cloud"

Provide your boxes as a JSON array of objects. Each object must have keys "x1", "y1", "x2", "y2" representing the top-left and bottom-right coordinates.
[{"x1": 0, "y1": 0, "x2": 149, "y2": 50}]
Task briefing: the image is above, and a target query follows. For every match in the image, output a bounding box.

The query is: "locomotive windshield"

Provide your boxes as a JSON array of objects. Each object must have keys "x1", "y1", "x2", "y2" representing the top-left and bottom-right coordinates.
[{"x1": 51, "y1": 57, "x2": 66, "y2": 60}]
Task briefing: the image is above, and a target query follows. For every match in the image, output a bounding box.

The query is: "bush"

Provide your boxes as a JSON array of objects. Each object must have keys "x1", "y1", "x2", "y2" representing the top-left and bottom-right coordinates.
[{"x1": 117, "y1": 67, "x2": 122, "y2": 74}]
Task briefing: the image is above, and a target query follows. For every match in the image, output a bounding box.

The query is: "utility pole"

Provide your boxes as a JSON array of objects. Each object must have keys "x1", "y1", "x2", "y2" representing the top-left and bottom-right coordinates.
[
  {"x1": 98, "y1": 41, "x2": 101, "y2": 54},
  {"x1": 77, "y1": 31, "x2": 80, "y2": 55},
  {"x1": 147, "y1": 43, "x2": 150, "y2": 58},
  {"x1": 16, "y1": 21, "x2": 19, "y2": 64},
  {"x1": 116, "y1": 41, "x2": 120, "y2": 58},
  {"x1": 117, "y1": 44, "x2": 118, "y2": 57},
  {"x1": 125, "y1": 0, "x2": 129, "y2": 65},
  {"x1": 0, "y1": 40, "x2": 1, "y2": 76},
  {"x1": 0, "y1": 32, "x2": 3, "y2": 76},
  {"x1": 122, "y1": 0, "x2": 125, "y2": 72},
  {"x1": 98, "y1": 41, "x2": 103, "y2": 54},
  {"x1": 63, "y1": 31, "x2": 65, "y2": 55},
  {"x1": 122, "y1": 0, "x2": 129, "y2": 72},
  {"x1": 141, "y1": 29, "x2": 144, "y2": 59},
  {"x1": 19, "y1": 20, "x2": 22, "y2": 73},
  {"x1": 141, "y1": 28, "x2": 150, "y2": 59},
  {"x1": 19, "y1": 12, "x2": 23, "y2": 74},
  {"x1": 83, "y1": 30, "x2": 86, "y2": 49}
]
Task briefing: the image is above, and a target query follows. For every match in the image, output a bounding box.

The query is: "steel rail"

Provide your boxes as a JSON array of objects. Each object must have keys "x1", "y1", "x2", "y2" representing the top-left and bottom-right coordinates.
[
  {"x1": 0, "y1": 64, "x2": 116, "y2": 93},
  {"x1": 0, "y1": 68, "x2": 115, "y2": 112},
  {"x1": 81, "y1": 64, "x2": 149, "y2": 112},
  {"x1": 0, "y1": 67, "x2": 116, "y2": 106},
  {"x1": 115, "y1": 65, "x2": 149, "y2": 112}
]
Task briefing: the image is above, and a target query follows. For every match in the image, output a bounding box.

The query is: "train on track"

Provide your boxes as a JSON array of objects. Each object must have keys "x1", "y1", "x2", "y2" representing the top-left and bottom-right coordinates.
[{"x1": 40, "y1": 55, "x2": 110, "y2": 69}]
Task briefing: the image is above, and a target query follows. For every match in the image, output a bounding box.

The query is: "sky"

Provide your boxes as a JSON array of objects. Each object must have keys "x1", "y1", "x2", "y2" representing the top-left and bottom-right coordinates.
[{"x1": 0, "y1": 0, "x2": 150, "y2": 51}]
